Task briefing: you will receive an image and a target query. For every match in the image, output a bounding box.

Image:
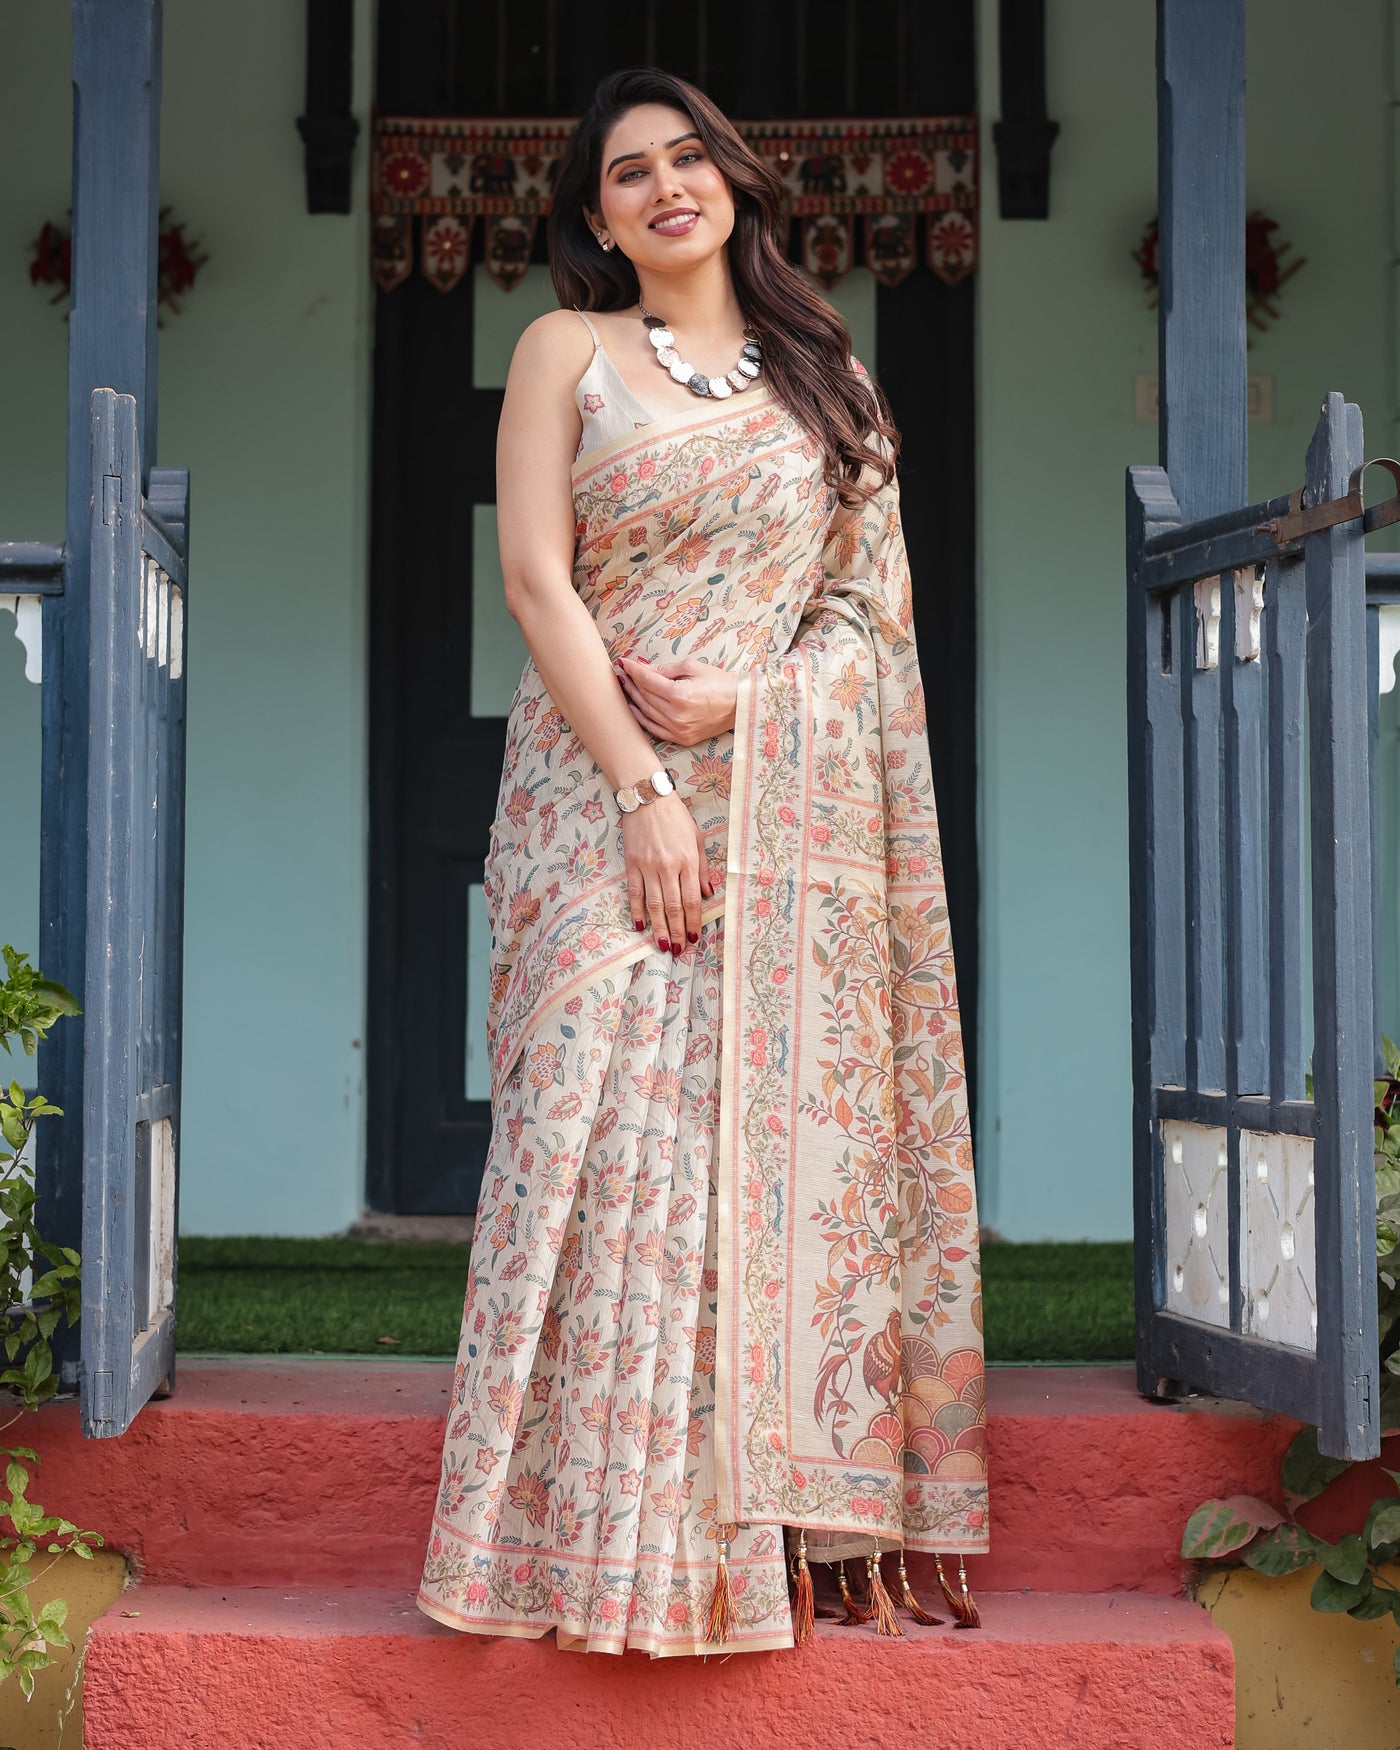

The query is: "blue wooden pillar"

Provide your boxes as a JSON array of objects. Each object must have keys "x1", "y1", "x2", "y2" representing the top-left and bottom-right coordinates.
[
  {"x1": 1156, "y1": 0, "x2": 1247, "y2": 521},
  {"x1": 40, "y1": 0, "x2": 163, "y2": 1388}
]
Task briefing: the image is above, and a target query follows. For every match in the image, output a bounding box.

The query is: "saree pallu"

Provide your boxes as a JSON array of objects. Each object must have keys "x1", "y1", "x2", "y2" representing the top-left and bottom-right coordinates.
[{"x1": 417, "y1": 382, "x2": 989, "y2": 1657}]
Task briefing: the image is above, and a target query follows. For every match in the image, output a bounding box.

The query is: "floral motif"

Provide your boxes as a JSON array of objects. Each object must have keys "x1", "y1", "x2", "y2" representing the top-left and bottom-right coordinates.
[{"x1": 420, "y1": 378, "x2": 986, "y2": 1657}]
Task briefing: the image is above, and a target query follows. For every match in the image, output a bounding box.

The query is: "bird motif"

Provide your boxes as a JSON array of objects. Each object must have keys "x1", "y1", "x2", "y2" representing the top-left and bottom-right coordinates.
[{"x1": 862, "y1": 1308, "x2": 903, "y2": 1407}]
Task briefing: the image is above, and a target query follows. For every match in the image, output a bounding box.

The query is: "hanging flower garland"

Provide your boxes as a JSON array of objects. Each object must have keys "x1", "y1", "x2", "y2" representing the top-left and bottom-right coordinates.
[
  {"x1": 28, "y1": 207, "x2": 207, "y2": 322},
  {"x1": 1133, "y1": 209, "x2": 1305, "y2": 336}
]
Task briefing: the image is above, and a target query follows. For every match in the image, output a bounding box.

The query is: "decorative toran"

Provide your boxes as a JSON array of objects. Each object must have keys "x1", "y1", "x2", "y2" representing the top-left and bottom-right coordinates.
[{"x1": 370, "y1": 115, "x2": 978, "y2": 295}]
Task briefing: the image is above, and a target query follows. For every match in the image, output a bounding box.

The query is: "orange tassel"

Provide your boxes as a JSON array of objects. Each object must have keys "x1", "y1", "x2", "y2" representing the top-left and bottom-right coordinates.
[
  {"x1": 897, "y1": 1551, "x2": 942, "y2": 1626},
  {"x1": 791, "y1": 1531, "x2": 815, "y2": 1647},
  {"x1": 867, "y1": 1541, "x2": 903, "y2": 1637},
  {"x1": 703, "y1": 1532, "x2": 737, "y2": 1644},
  {"x1": 836, "y1": 1560, "x2": 871, "y2": 1625},
  {"x1": 934, "y1": 1553, "x2": 981, "y2": 1629}
]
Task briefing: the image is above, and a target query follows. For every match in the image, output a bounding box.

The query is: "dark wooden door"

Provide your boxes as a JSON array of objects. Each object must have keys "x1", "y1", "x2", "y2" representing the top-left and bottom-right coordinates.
[{"x1": 368, "y1": 0, "x2": 978, "y2": 1215}]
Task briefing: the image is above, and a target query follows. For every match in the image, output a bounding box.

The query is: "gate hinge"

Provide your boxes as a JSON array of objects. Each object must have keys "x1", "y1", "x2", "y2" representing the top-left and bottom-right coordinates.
[{"x1": 88, "y1": 1367, "x2": 114, "y2": 1428}]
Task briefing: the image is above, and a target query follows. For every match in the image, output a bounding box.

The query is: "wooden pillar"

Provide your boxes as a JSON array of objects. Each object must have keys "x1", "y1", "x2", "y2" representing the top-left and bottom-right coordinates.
[
  {"x1": 993, "y1": 0, "x2": 1060, "y2": 219},
  {"x1": 297, "y1": 0, "x2": 359, "y2": 214},
  {"x1": 39, "y1": 0, "x2": 163, "y2": 1386},
  {"x1": 1156, "y1": 0, "x2": 1247, "y2": 523}
]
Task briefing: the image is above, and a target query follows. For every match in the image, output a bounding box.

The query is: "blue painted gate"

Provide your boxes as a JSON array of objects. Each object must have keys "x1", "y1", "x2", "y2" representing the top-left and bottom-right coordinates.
[
  {"x1": 81, "y1": 389, "x2": 189, "y2": 1438},
  {"x1": 1128, "y1": 395, "x2": 1382, "y2": 1461}
]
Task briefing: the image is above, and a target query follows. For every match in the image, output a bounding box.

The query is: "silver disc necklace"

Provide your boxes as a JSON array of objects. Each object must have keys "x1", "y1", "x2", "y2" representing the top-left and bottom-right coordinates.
[{"x1": 638, "y1": 304, "x2": 763, "y2": 401}]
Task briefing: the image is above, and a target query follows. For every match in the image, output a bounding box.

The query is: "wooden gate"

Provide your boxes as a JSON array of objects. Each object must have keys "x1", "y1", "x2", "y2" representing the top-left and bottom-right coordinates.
[
  {"x1": 1127, "y1": 392, "x2": 1381, "y2": 1460},
  {"x1": 81, "y1": 388, "x2": 189, "y2": 1439}
]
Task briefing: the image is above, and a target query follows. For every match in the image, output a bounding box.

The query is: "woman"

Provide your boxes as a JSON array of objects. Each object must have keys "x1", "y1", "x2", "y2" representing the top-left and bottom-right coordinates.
[{"x1": 417, "y1": 68, "x2": 989, "y2": 1658}]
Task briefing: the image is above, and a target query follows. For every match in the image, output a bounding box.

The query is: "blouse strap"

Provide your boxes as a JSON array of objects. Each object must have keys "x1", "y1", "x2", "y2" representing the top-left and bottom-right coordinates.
[{"x1": 571, "y1": 306, "x2": 603, "y2": 347}]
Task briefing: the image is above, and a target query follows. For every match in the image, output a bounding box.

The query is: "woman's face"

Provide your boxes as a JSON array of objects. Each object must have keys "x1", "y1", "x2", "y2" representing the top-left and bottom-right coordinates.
[{"x1": 587, "y1": 103, "x2": 735, "y2": 276}]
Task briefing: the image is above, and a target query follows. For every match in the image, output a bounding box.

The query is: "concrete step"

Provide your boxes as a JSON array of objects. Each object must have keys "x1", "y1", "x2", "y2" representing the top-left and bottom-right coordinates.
[
  {"x1": 82, "y1": 1584, "x2": 1235, "y2": 1750},
  {"x1": 21, "y1": 1361, "x2": 1293, "y2": 1597}
]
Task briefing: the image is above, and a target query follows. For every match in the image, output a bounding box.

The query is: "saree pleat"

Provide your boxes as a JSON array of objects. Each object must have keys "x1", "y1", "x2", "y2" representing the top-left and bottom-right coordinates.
[
  {"x1": 419, "y1": 374, "x2": 989, "y2": 1657},
  {"x1": 418, "y1": 922, "x2": 793, "y2": 1655}
]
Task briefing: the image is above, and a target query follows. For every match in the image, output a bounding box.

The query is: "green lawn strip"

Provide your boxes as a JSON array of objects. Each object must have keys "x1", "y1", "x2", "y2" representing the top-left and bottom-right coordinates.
[
  {"x1": 175, "y1": 1236, "x2": 1134, "y2": 1363},
  {"x1": 981, "y1": 1240, "x2": 1134, "y2": 1362}
]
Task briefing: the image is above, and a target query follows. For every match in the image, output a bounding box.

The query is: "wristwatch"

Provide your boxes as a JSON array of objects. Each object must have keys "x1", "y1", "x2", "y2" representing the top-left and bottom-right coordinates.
[{"x1": 615, "y1": 767, "x2": 678, "y2": 814}]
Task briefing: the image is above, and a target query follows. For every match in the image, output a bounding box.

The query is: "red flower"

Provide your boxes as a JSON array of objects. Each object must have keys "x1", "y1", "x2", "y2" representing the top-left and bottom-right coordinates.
[
  {"x1": 885, "y1": 151, "x2": 930, "y2": 194},
  {"x1": 381, "y1": 151, "x2": 429, "y2": 197}
]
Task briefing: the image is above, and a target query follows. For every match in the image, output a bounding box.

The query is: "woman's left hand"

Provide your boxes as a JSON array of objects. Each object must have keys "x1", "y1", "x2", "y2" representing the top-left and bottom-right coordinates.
[{"x1": 613, "y1": 655, "x2": 739, "y2": 747}]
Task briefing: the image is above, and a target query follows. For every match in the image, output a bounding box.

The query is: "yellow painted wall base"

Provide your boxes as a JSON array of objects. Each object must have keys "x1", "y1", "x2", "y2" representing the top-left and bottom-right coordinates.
[
  {"x1": 0, "y1": 1551, "x2": 127, "y2": 1750},
  {"x1": 1200, "y1": 1567, "x2": 1400, "y2": 1750}
]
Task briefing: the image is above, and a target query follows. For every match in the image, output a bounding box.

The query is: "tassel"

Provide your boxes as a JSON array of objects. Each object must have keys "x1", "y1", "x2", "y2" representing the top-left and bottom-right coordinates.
[
  {"x1": 703, "y1": 1531, "x2": 738, "y2": 1644},
  {"x1": 953, "y1": 1555, "x2": 981, "y2": 1629},
  {"x1": 836, "y1": 1560, "x2": 871, "y2": 1625},
  {"x1": 934, "y1": 1553, "x2": 981, "y2": 1629},
  {"x1": 897, "y1": 1551, "x2": 942, "y2": 1626},
  {"x1": 866, "y1": 1540, "x2": 903, "y2": 1637},
  {"x1": 791, "y1": 1530, "x2": 815, "y2": 1647}
]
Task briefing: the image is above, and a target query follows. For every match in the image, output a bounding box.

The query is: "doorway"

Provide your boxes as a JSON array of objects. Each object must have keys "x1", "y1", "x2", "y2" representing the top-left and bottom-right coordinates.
[{"x1": 366, "y1": 0, "x2": 979, "y2": 1214}]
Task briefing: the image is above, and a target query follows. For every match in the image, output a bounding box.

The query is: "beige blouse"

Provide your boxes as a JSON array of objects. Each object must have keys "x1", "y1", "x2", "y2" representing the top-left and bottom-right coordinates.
[{"x1": 570, "y1": 308, "x2": 658, "y2": 461}]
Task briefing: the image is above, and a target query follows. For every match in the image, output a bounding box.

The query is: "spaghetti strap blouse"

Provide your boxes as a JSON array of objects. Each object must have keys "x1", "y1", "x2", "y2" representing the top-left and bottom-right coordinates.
[{"x1": 570, "y1": 308, "x2": 659, "y2": 458}]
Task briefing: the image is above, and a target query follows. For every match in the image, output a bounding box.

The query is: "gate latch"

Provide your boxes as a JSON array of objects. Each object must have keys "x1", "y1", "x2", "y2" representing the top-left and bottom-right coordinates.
[{"x1": 1257, "y1": 457, "x2": 1400, "y2": 546}]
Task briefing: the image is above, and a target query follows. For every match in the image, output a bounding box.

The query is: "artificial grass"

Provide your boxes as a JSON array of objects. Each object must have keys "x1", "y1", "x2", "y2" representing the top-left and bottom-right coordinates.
[{"x1": 174, "y1": 1235, "x2": 1135, "y2": 1364}]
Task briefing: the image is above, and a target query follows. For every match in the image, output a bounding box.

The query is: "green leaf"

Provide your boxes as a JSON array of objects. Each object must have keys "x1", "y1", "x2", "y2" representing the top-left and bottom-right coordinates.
[
  {"x1": 1318, "y1": 1533, "x2": 1370, "y2": 1585},
  {"x1": 1350, "y1": 1591, "x2": 1394, "y2": 1620},
  {"x1": 1368, "y1": 1500, "x2": 1400, "y2": 1549},
  {"x1": 1311, "y1": 1568, "x2": 1373, "y2": 1612},
  {"x1": 1282, "y1": 1426, "x2": 1354, "y2": 1505},
  {"x1": 30, "y1": 980, "x2": 79, "y2": 1017},
  {"x1": 1243, "y1": 1524, "x2": 1321, "y2": 1576},
  {"x1": 1181, "y1": 1495, "x2": 1282, "y2": 1560}
]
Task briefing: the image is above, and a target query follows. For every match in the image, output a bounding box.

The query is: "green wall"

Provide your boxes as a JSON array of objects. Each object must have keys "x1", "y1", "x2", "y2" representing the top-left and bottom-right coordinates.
[
  {"x1": 975, "y1": 0, "x2": 1393, "y2": 1238},
  {"x1": 1, "y1": 0, "x2": 1392, "y2": 1240},
  {"x1": 0, "y1": 0, "x2": 374, "y2": 1236}
]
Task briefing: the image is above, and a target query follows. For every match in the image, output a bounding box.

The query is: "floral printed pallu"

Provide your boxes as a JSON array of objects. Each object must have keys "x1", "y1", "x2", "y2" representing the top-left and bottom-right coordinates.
[{"x1": 417, "y1": 379, "x2": 989, "y2": 1658}]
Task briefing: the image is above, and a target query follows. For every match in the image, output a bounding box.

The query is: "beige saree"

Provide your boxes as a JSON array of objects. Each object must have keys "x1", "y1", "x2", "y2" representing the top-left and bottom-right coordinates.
[{"x1": 417, "y1": 369, "x2": 989, "y2": 1658}]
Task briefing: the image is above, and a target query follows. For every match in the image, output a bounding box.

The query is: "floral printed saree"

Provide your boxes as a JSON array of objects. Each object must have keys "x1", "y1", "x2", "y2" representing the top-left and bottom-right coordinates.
[{"x1": 417, "y1": 374, "x2": 989, "y2": 1658}]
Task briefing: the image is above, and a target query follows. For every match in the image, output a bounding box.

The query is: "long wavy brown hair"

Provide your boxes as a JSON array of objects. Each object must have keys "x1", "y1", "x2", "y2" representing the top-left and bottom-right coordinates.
[{"x1": 548, "y1": 68, "x2": 899, "y2": 506}]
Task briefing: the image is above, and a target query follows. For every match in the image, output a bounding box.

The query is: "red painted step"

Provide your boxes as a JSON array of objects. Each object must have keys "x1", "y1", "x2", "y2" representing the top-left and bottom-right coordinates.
[
  {"x1": 82, "y1": 1585, "x2": 1234, "y2": 1750},
  {"x1": 20, "y1": 1361, "x2": 1293, "y2": 1596}
]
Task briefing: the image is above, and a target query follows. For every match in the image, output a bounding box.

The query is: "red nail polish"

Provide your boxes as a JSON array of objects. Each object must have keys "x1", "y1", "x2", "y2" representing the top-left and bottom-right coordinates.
[
  {"x1": 633, "y1": 918, "x2": 645, "y2": 931},
  {"x1": 687, "y1": 930, "x2": 698, "y2": 944},
  {"x1": 658, "y1": 938, "x2": 670, "y2": 952}
]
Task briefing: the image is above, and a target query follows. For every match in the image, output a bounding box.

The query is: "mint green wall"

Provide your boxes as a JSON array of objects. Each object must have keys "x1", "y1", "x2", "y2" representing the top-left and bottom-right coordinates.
[
  {"x1": 0, "y1": 1, "x2": 374, "y2": 1236},
  {"x1": 975, "y1": 0, "x2": 1393, "y2": 1239},
  {"x1": 2, "y1": 1, "x2": 1391, "y2": 1241}
]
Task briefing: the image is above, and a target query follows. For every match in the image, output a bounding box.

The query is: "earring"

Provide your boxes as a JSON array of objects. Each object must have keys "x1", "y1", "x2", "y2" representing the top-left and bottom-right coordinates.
[{"x1": 596, "y1": 233, "x2": 613, "y2": 252}]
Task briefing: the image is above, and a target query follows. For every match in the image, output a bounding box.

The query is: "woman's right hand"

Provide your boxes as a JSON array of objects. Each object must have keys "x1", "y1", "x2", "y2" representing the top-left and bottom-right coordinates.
[{"x1": 622, "y1": 793, "x2": 715, "y2": 956}]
